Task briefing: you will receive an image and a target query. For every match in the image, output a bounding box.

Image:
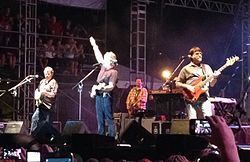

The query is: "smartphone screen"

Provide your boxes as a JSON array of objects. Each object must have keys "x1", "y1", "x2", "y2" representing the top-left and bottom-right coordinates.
[
  {"x1": 189, "y1": 119, "x2": 211, "y2": 135},
  {"x1": 26, "y1": 151, "x2": 41, "y2": 162},
  {"x1": 44, "y1": 152, "x2": 73, "y2": 162},
  {"x1": 45, "y1": 157, "x2": 72, "y2": 162},
  {"x1": 2, "y1": 148, "x2": 21, "y2": 160}
]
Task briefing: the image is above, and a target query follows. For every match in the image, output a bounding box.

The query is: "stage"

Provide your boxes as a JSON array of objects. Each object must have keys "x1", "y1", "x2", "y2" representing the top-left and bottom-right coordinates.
[{"x1": 0, "y1": 119, "x2": 250, "y2": 161}]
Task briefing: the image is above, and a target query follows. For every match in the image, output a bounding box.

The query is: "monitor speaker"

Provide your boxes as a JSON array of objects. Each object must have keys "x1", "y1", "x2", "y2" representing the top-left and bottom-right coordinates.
[
  {"x1": 4, "y1": 121, "x2": 28, "y2": 134},
  {"x1": 120, "y1": 120, "x2": 156, "y2": 147},
  {"x1": 62, "y1": 120, "x2": 90, "y2": 136}
]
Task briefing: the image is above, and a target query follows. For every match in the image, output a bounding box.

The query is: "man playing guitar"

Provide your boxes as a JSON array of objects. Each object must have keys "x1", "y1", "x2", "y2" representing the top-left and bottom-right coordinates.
[
  {"x1": 126, "y1": 79, "x2": 148, "y2": 115},
  {"x1": 175, "y1": 47, "x2": 221, "y2": 119},
  {"x1": 89, "y1": 36, "x2": 118, "y2": 137},
  {"x1": 30, "y1": 66, "x2": 58, "y2": 134},
  {"x1": 126, "y1": 79, "x2": 148, "y2": 125}
]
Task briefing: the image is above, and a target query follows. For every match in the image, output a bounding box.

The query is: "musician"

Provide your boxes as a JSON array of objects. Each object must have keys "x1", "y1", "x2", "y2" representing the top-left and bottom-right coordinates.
[
  {"x1": 175, "y1": 47, "x2": 220, "y2": 119},
  {"x1": 30, "y1": 66, "x2": 58, "y2": 134},
  {"x1": 126, "y1": 79, "x2": 148, "y2": 124},
  {"x1": 89, "y1": 36, "x2": 118, "y2": 137}
]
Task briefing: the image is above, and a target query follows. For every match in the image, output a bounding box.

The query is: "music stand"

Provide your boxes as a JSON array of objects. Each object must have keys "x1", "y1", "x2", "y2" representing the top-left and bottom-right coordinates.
[{"x1": 72, "y1": 66, "x2": 99, "y2": 120}]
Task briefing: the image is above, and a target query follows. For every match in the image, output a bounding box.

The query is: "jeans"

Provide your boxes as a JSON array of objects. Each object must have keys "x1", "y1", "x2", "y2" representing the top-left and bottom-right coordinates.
[
  {"x1": 95, "y1": 93, "x2": 115, "y2": 137},
  {"x1": 30, "y1": 104, "x2": 53, "y2": 133}
]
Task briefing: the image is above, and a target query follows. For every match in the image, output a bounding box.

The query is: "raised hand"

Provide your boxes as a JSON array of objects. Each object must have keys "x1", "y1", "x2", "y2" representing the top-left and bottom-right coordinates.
[
  {"x1": 206, "y1": 115, "x2": 240, "y2": 162},
  {"x1": 89, "y1": 36, "x2": 96, "y2": 47}
]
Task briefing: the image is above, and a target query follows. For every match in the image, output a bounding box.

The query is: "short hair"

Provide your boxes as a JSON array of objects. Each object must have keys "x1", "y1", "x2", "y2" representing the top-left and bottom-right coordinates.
[
  {"x1": 44, "y1": 66, "x2": 54, "y2": 74},
  {"x1": 188, "y1": 46, "x2": 202, "y2": 56},
  {"x1": 104, "y1": 52, "x2": 118, "y2": 66}
]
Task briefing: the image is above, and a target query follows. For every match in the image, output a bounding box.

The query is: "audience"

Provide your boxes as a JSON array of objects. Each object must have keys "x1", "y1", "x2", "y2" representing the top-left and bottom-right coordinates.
[
  {"x1": 196, "y1": 146, "x2": 221, "y2": 162},
  {"x1": 165, "y1": 155, "x2": 189, "y2": 162},
  {"x1": 206, "y1": 115, "x2": 240, "y2": 162},
  {"x1": 0, "y1": 5, "x2": 96, "y2": 75}
]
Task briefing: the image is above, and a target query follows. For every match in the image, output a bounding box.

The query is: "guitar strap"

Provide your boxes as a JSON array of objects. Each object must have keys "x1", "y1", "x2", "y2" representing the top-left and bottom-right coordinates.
[
  {"x1": 38, "y1": 78, "x2": 52, "y2": 91},
  {"x1": 201, "y1": 64, "x2": 210, "y2": 98},
  {"x1": 201, "y1": 64, "x2": 207, "y2": 78}
]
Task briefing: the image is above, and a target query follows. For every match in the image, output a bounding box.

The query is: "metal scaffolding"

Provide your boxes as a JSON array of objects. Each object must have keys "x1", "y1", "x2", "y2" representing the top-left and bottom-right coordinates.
[
  {"x1": 129, "y1": 0, "x2": 250, "y2": 116},
  {"x1": 163, "y1": 0, "x2": 237, "y2": 15},
  {"x1": 129, "y1": 0, "x2": 147, "y2": 84},
  {"x1": 17, "y1": 0, "x2": 37, "y2": 127},
  {"x1": 240, "y1": 0, "x2": 250, "y2": 117}
]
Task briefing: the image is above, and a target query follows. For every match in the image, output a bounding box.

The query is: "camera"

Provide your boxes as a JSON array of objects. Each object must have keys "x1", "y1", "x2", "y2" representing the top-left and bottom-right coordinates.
[{"x1": 189, "y1": 119, "x2": 211, "y2": 135}]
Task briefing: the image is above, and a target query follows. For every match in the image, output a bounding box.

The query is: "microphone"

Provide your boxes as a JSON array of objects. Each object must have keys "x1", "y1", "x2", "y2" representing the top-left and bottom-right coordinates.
[
  {"x1": 28, "y1": 74, "x2": 39, "y2": 78},
  {"x1": 92, "y1": 63, "x2": 101, "y2": 67},
  {"x1": 179, "y1": 55, "x2": 191, "y2": 60}
]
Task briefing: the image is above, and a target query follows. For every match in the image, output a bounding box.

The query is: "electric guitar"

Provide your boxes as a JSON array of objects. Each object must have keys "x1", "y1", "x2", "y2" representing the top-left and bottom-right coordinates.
[
  {"x1": 34, "y1": 88, "x2": 52, "y2": 109},
  {"x1": 34, "y1": 88, "x2": 44, "y2": 107},
  {"x1": 90, "y1": 83, "x2": 106, "y2": 98},
  {"x1": 182, "y1": 56, "x2": 239, "y2": 103}
]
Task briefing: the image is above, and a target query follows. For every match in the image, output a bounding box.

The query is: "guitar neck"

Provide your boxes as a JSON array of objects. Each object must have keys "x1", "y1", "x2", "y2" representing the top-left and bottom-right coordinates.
[{"x1": 201, "y1": 63, "x2": 228, "y2": 87}]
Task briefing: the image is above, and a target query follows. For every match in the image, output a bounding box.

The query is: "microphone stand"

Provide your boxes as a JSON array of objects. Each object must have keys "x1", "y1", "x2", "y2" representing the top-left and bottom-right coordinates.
[
  {"x1": 72, "y1": 66, "x2": 99, "y2": 120},
  {"x1": 228, "y1": 80, "x2": 250, "y2": 130},
  {"x1": 1, "y1": 76, "x2": 37, "y2": 119},
  {"x1": 0, "y1": 90, "x2": 6, "y2": 97},
  {"x1": 161, "y1": 57, "x2": 187, "y2": 120},
  {"x1": 8, "y1": 76, "x2": 35, "y2": 96},
  {"x1": 162, "y1": 57, "x2": 186, "y2": 92}
]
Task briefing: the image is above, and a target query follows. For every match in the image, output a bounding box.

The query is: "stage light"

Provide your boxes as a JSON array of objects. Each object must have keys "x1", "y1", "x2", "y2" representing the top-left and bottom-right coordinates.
[{"x1": 161, "y1": 69, "x2": 171, "y2": 80}]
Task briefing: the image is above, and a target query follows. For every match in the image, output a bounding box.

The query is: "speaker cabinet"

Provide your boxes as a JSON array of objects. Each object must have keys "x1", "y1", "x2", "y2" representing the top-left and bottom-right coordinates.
[
  {"x1": 170, "y1": 119, "x2": 190, "y2": 134},
  {"x1": 151, "y1": 121, "x2": 171, "y2": 135},
  {"x1": 120, "y1": 120, "x2": 156, "y2": 147}
]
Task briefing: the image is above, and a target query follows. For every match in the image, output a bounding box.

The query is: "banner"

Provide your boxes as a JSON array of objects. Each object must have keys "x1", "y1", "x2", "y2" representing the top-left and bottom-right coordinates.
[{"x1": 41, "y1": 0, "x2": 106, "y2": 10}]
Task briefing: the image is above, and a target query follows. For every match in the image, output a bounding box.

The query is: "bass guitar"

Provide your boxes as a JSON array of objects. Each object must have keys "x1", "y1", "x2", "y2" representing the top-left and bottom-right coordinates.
[{"x1": 182, "y1": 56, "x2": 239, "y2": 103}]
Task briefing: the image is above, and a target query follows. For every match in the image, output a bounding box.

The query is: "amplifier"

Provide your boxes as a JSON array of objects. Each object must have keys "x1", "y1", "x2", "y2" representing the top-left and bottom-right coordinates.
[
  {"x1": 151, "y1": 121, "x2": 171, "y2": 135},
  {"x1": 0, "y1": 122, "x2": 5, "y2": 133},
  {"x1": 170, "y1": 119, "x2": 190, "y2": 134},
  {"x1": 141, "y1": 119, "x2": 171, "y2": 135},
  {"x1": 123, "y1": 118, "x2": 171, "y2": 135}
]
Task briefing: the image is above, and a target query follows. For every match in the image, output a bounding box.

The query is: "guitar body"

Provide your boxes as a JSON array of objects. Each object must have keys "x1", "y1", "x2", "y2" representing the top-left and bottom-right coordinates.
[
  {"x1": 182, "y1": 76, "x2": 208, "y2": 103},
  {"x1": 90, "y1": 83, "x2": 106, "y2": 98},
  {"x1": 34, "y1": 88, "x2": 44, "y2": 107}
]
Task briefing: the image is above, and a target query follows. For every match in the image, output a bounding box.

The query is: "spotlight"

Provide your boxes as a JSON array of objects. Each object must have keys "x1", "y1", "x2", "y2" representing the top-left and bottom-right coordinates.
[{"x1": 161, "y1": 70, "x2": 171, "y2": 80}]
